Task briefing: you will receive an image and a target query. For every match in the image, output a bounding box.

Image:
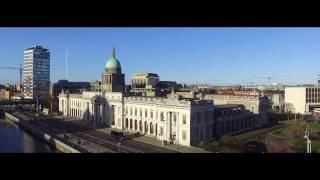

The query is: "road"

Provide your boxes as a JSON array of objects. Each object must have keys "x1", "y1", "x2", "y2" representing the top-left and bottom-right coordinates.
[{"x1": 18, "y1": 111, "x2": 177, "y2": 153}]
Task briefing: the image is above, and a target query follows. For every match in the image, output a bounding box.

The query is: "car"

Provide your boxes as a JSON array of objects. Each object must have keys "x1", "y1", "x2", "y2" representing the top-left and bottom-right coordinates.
[
  {"x1": 246, "y1": 141, "x2": 268, "y2": 153},
  {"x1": 111, "y1": 131, "x2": 125, "y2": 139}
]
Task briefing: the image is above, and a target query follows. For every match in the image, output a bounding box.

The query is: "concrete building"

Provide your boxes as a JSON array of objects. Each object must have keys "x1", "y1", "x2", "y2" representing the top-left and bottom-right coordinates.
[
  {"x1": 285, "y1": 86, "x2": 320, "y2": 114},
  {"x1": 90, "y1": 80, "x2": 101, "y2": 92},
  {"x1": 132, "y1": 72, "x2": 159, "y2": 88},
  {"x1": 52, "y1": 80, "x2": 91, "y2": 97},
  {"x1": 0, "y1": 89, "x2": 12, "y2": 100},
  {"x1": 23, "y1": 45, "x2": 50, "y2": 99},
  {"x1": 203, "y1": 94, "x2": 269, "y2": 127},
  {"x1": 214, "y1": 104, "x2": 257, "y2": 138},
  {"x1": 59, "y1": 48, "x2": 214, "y2": 147},
  {"x1": 266, "y1": 90, "x2": 285, "y2": 112},
  {"x1": 131, "y1": 72, "x2": 160, "y2": 97}
]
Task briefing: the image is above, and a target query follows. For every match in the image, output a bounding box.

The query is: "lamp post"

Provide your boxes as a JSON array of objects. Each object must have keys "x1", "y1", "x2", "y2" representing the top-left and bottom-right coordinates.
[
  {"x1": 117, "y1": 137, "x2": 123, "y2": 153},
  {"x1": 304, "y1": 127, "x2": 312, "y2": 153}
]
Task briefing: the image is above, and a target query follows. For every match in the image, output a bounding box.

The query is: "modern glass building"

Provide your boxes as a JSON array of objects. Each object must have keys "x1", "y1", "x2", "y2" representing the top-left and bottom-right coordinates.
[{"x1": 23, "y1": 45, "x2": 50, "y2": 99}]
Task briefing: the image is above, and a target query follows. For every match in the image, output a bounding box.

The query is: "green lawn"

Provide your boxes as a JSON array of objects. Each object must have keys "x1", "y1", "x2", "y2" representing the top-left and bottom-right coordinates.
[
  {"x1": 200, "y1": 141, "x2": 220, "y2": 152},
  {"x1": 310, "y1": 124, "x2": 320, "y2": 133},
  {"x1": 272, "y1": 128, "x2": 287, "y2": 137},
  {"x1": 289, "y1": 139, "x2": 320, "y2": 152},
  {"x1": 284, "y1": 119, "x2": 296, "y2": 125},
  {"x1": 234, "y1": 125, "x2": 283, "y2": 141},
  {"x1": 200, "y1": 141, "x2": 243, "y2": 153}
]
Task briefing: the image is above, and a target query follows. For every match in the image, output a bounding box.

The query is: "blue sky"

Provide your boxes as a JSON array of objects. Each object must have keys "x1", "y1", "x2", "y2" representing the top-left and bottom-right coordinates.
[{"x1": 0, "y1": 27, "x2": 319, "y2": 86}]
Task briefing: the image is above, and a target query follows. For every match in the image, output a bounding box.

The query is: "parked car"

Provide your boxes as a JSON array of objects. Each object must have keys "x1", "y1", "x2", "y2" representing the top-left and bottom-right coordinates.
[
  {"x1": 245, "y1": 141, "x2": 268, "y2": 153},
  {"x1": 111, "y1": 131, "x2": 125, "y2": 139}
]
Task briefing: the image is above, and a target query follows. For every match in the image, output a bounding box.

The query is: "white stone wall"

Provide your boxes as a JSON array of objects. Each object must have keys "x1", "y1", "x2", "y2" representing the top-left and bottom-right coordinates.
[{"x1": 58, "y1": 91, "x2": 214, "y2": 147}]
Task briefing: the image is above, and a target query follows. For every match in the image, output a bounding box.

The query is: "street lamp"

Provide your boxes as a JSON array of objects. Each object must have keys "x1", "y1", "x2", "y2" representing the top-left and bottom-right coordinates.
[
  {"x1": 304, "y1": 127, "x2": 312, "y2": 153},
  {"x1": 117, "y1": 136, "x2": 123, "y2": 153}
]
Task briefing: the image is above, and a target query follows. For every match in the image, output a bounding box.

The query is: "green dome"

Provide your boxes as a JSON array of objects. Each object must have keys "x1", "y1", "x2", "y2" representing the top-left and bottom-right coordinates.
[
  {"x1": 105, "y1": 56, "x2": 121, "y2": 70},
  {"x1": 105, "y1": 47, "x2": 121, "y2": 70}
]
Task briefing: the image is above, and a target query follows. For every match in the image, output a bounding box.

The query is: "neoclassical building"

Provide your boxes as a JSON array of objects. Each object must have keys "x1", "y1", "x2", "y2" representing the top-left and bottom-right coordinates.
[{"x1": 59, "y1": 48, "x2": 214, "y2": 147}]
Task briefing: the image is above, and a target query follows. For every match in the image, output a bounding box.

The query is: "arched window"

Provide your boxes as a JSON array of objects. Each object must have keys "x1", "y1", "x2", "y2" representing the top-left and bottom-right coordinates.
[
  {"x1": 139, "y1": 121, "x2": 142, "y2": 131},
  {"x1": 150, "y1": 122, "x2": 153, "y2": 134},
  {"x1": 125, "y1": 118, "x2": 128, "y2": 128},
  {"x1": 145, "y1": 121, "x2": 148, "y2": 133},
  {"x1": 130, "y1": 119, "x2": 133, "y2": 129},
  {"x1": 135, "y1": 120, "x2": 138, "y2": 130}
]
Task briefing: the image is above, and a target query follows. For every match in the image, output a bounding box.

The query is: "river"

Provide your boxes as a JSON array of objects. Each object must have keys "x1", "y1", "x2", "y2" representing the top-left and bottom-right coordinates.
[{"x1": 0, "y1": 118, "x2": 56, "y2": 153}]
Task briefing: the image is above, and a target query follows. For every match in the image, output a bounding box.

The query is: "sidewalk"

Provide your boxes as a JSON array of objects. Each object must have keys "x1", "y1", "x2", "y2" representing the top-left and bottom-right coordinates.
[
  {"x1": 133, "y1": 135, "x2": 211, "y2": 153},
  {"x1": 53, "y1": 117, "x2": 211, "y2": 153},
  {"x1": 97, "y1": 127, "x2": 211, "y2": 153}
]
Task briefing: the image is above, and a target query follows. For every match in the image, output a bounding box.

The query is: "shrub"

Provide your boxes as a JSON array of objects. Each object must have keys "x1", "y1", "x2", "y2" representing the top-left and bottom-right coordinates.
[{"x1": 220, "y1": 136, "x2": 244, "y2": 149}]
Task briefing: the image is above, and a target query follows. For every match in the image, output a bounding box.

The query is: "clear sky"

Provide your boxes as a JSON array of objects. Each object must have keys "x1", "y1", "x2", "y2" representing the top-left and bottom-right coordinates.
[{"x1": 0, "y1": 27, "x2": 319, "y2": 86}]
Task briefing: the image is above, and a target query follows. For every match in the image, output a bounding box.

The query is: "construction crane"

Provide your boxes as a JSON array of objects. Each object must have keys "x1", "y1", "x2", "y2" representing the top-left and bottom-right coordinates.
[{"x1": 0, "y1": 64, "x2": 23, "y2": 91}]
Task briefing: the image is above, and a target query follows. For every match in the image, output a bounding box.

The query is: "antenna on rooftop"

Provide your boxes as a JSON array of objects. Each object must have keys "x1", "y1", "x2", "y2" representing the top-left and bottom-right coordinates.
[{"x1": 65, "y1": 49, "x2": 68, "y2": 80}]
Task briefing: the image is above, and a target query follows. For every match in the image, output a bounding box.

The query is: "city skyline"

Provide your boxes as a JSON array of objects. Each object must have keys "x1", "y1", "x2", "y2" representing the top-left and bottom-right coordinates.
[{"x1": 1, "y1": 28, "x2": 320, "y2": 85}]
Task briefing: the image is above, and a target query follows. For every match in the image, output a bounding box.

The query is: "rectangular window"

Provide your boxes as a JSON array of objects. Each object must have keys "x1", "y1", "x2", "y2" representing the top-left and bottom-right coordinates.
[
  {"x1": 112, "y1": 105, "x2": 115, "y2": 125},
  {"x1": 145, "y1": 110, "x2": 148, "y2": 118},
  {"x1": 150, "y1": 110, "x2": 153, "y2": 118},
  {"x1": 196, "y1": 113, "x2": 201, "y2": 124},
  {"x1": 204, "y1": 112, "x2": 209, "y2": 123},
  {"x1": 182, "y1": 114, "x2": 186, "y2": 125},
  {"x1": 206, "y1": 125, "x2": 211, "y2": 138},
  {"x1": 182, "y1": 130, "x2": 186, "y2": 141},
  {"x1": 160, "y1": 127, "x2": 164, "y2": 135}
]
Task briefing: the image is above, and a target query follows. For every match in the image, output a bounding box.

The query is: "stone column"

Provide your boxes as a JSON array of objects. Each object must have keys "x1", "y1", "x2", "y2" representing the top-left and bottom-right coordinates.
[
  {"x1": 165, "y1": 112, "x2": 169, "y2": 141},
  {"x1": 142, "y1": 120, "x2": 145, "y2": 134},
  {"x1": 101, "y1": 104, "x2": 105, "y2": 124},
  {"x1": 133, "y1": 120, "x2": 136, "y2": 131},
  {"x1": 91, "y1": 103, "x2": 94, "y2": 121},
  {"x1": 97, "y1": 104, "x2": 101, "y2": 124}
]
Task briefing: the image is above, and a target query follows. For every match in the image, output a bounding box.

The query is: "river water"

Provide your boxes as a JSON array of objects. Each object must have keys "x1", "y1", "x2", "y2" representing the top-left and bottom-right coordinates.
[{"x1": 0, "y1": 118, "x2": 56, "y2": 153}]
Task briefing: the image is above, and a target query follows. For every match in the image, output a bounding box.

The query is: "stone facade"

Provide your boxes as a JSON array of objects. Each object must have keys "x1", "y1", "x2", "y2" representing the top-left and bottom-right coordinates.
[
  {"x1": 101, "y1": 48, "x2": 125, "y2": 93},
  {"x1": 59, "y1": 90, "x2": 214, "y2": 147},
  {"x1": 203, "y1": 94, "x2": 269, "y2": 127},
  {"x1": 214, "y1": 104, "x2": 257, "y2": 138}
]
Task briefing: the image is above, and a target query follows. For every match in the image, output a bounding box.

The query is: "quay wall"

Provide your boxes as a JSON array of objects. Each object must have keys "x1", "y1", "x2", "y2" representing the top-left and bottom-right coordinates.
[{"x1": 5, "y1": 112, "x2": 81, "y2": 153}]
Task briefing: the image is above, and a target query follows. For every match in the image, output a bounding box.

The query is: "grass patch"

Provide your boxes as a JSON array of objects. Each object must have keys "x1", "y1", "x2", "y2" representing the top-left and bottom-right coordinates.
[
  {"x1": 200, "y1": 140, "x2": 244, "y2": 153},
  {"x1": 289, "y1": 139, "x2": 305, "y2": 148},
  {"x1": 272, "y1": 128, "x2": 287, "y2": 137},
  {"x1": 234, "y1": 125, "x2": 283, "y2": 141},
  {"x1": 200, "y1": 141, "x2": 220, "y2": 152},
  {"x1": 283, "y1": 119, "x2": 296, "y2": 125},
  {"x1": 289, "y1": 139, "x2": 320, "y2": 152},
  {"x1": 310, "y1": 124, "x2": 320, "y2": 133}
]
